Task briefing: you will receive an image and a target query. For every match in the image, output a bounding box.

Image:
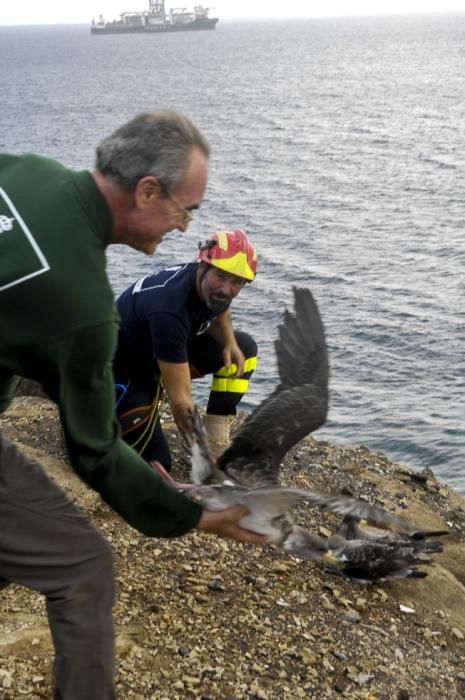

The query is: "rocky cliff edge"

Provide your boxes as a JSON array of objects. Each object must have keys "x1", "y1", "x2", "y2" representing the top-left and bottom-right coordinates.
[{"x1": 0, "y1": 396, "x2": 464, "y2": 699}]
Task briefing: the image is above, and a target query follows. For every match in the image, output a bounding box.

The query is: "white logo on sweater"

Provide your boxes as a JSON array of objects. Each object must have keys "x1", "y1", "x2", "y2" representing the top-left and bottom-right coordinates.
[
  {"x1": 0, "y1": 215, "x2": 15, "y2": 233},
  {"x1": 0, "y1": 188, "x2": 50, "y2": 292}
]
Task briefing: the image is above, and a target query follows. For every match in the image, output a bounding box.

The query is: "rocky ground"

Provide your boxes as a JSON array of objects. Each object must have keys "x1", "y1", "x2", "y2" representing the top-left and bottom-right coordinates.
[{"x1": 1, "y1": 396, "x2": 465, "y2": 699}]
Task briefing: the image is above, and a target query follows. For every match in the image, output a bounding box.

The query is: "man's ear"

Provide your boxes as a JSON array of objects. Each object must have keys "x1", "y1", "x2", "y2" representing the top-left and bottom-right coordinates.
[{"x1": 134, "y1": 176, "x2": 162, "y2": 208}]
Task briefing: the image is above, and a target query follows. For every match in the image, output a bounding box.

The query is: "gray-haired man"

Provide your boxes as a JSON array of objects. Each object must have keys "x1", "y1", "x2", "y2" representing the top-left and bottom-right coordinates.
[{"x1": 0, "y1": 111, "x2": 263, "y2": 699}]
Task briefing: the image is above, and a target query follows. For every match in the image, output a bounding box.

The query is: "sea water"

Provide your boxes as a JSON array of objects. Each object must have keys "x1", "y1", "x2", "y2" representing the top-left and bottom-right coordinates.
[{"x1": 1, "y1": 14, "x2": 463, "y2": 491}]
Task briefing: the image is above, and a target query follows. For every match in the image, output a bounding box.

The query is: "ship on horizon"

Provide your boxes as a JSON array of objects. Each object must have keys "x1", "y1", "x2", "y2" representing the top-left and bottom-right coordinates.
[{"x1": 91, "y1": 0, "x2": 218, "y2": 34}]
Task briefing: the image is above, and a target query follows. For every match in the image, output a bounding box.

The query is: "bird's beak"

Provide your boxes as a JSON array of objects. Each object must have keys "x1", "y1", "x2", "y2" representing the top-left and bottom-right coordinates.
[{"x1": 322, "y1": 551, "x2": 343, "y2": 567}]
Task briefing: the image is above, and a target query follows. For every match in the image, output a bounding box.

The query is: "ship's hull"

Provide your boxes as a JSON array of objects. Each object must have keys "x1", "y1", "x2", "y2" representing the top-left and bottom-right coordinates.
[{"x1": 91, "y1": 17, "x2": 218, "y2": 34}]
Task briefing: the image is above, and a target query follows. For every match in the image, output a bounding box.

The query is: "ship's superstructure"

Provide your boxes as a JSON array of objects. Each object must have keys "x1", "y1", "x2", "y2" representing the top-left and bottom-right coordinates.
[{"x1": 91, "y1": 1, "x2": 218, "y2": 33}]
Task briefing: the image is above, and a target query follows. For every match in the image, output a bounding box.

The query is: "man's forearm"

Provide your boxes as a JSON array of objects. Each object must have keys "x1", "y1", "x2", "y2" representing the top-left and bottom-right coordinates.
[
  {"x1": 157, "y1": 360, "x2": 197, "y2": 445},
  {"x1": 207, "y1": 309, "x2": 235, "y2": 346}
]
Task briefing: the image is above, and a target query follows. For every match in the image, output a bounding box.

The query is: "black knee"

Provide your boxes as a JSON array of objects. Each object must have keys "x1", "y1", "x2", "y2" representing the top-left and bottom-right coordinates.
[{"x1": 234, "y1": 331, "x2": 257, "y2": 361}]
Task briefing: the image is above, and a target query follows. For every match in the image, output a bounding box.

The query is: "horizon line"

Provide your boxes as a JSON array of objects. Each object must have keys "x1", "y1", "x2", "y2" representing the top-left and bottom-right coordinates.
[{"x1": 1, "y1": 9, "x2": 465, "y2": 27}]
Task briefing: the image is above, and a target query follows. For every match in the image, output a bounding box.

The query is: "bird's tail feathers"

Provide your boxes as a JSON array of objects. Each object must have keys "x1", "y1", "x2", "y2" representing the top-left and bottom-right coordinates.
[
  {"x1": 382, "y1": 568, "x2": 429, "y2": 581},
  {"x1": 411, "y1": 529, "x2": 450, "y2": 540},
  {"x1": 406, "y1": 570, "x2": 428, "y2": 579},
  {"x1": 420, "y1": 542, "x2": 445, "y2": 554}
]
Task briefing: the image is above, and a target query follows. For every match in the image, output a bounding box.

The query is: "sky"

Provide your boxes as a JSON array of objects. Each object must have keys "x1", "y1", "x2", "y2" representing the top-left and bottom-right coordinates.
[{"x1": 1, "y1": 0, "x2": 464, "y2": 26}]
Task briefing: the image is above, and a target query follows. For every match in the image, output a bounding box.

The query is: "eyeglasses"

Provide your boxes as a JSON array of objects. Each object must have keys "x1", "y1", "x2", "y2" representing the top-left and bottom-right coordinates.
[
  {"x1": 167, "y1": 191, "x2": 193, "y2": 225},
  {"x1": 160, "y1": 182, "x2": 193, "y2": 226}
]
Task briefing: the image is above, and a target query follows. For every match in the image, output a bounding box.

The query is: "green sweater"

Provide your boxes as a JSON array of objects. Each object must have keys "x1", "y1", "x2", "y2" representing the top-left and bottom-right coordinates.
[{"x1": 0, "y1": 153, "x2": 202, "y2": 536}]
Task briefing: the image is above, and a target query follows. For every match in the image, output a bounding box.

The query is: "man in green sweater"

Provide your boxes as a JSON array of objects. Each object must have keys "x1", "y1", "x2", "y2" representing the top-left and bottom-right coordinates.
[{"x1": 0, "y1": 110, "x2": 263, "y2": 699}]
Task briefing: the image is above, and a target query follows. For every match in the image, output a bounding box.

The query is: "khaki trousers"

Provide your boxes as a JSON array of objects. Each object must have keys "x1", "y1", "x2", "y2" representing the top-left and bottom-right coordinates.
[{"x1": 0, "y1": 435, "x2": 116, "y2": 699}]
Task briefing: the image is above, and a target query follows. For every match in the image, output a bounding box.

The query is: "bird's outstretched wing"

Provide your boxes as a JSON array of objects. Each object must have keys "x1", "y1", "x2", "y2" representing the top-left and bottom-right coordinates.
[
  {"x1": 276, "y1": 286, "x2": 329, "y2": 392},
  {"x1": 236, "y1": 487, "x2": 412, "y2": 531},
  {"x1": 340, "y1": 515, "x2": 449, "y2": 555},
  {"x1": 189, "y1": 483, "x2": 412, "y2": 533},
  {"x1": 217, "y1": 288, "x2": 329, "y2": 486}
]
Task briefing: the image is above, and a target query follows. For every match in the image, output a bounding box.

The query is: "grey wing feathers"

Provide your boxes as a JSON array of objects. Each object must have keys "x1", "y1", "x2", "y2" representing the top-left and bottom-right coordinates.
[
  {"x1": 340, "y1": 516, "x2": 449, "y2": 553},
  {"x1": 276, "y1": 287, "x2": 329, "y2": 392},
  {"x1": 189, "y1": 408, "x2": 216, "y2": 485},
  {"x1": 240, "y1": 487, "x2": 412, "y2": 531},
  {"x1": 220, "y1": 384, "x2": 327, "y2": 479},
  {"x1": 218, "y1": 288, "x2": 329, "y2": 482},
  {"x1": 312, "y1": 493, "x2": 411, "y2": 531}
]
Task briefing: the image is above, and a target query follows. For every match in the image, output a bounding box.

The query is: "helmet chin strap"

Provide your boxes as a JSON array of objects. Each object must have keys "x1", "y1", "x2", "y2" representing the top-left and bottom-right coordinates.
[
  {"x1": 195, "y1": 262, "x2": 209, "y2": 301},
  {"x1": 198, "y1": 261, "x2": 210, "y2": 284}
]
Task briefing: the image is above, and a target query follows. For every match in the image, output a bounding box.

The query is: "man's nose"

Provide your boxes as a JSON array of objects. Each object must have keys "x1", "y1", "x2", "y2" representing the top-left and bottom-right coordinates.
[{"x1": 221, "y1": 280, "x2": 236, "y2": 297}]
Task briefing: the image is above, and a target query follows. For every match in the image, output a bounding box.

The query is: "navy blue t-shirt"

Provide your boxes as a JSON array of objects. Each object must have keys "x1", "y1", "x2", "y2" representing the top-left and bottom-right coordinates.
[{"x1": 114, "y1": 263, "x2": 220, "y2": 383}]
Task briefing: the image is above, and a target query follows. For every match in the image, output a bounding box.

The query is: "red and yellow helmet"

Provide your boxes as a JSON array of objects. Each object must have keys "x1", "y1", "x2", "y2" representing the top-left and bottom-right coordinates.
[{"x1": 197, "y1": 229, "x2": 258, "y2": 282}]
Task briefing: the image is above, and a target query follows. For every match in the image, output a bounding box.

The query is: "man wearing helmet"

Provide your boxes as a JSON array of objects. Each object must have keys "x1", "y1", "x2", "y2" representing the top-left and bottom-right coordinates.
[{"x1": 114, "y1": 229, "x2": 258, "y2": 475}]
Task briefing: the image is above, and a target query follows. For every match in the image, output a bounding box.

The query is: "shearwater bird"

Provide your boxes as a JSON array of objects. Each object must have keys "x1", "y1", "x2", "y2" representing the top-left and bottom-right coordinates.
[
  {"x1": 185, "y1": 287, "x2": 418, "y2": 564},
  {"x1": 315, "y1": 535, "x2": 436, "y2": 584},
  {"x1": 311, "y1": 514, "x2": 450, "y2": 582},
  {"x1": 339, "y1": 515, "x2": 449, "y2": 556}
]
